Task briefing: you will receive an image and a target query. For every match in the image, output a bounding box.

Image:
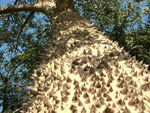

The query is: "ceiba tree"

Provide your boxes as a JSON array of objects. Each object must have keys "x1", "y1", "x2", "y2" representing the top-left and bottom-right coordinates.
[{"x1": 0, "y1": 0, "x2": 150, "y2": 112}]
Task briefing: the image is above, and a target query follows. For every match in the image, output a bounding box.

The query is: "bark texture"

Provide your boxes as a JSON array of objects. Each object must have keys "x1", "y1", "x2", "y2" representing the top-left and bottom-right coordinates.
[
  {"x1": 20, "y1": 1, "x2": 150, "y2": 113},
  {"x1": 20, "y1": 10, "x2": 150, "y2": 113}
]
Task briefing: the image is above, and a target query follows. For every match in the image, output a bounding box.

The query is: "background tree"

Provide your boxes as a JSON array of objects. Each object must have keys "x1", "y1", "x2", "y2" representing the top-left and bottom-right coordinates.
[
  {"x1": 0, "y1": 0, "x2": 51, "y2": 112},
  {"x1": 75, "y1": 0, "x2": 150, "y2": 68},
  {"x1": 0, "y1": 0, "x2": 150, "y2": 112}
]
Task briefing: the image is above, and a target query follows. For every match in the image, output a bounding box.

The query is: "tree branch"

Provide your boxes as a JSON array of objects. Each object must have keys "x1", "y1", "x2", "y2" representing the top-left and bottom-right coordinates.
[
  {"x1": 0, "y1": 4, "x2": 43, "y2": 14},
  {"x1": 0, "y1": 1, "x2": 56, "y2": 14},
  {"x1": 16, "y1": 11, "x2": 35, "y2": 49},
  {"x1": 14, "y1": 0, "x2": 19, "y2": 5}
]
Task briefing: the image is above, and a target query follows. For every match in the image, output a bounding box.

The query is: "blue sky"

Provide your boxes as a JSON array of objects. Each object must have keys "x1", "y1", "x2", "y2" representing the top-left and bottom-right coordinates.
[{"x1": 0, "y1": 0, "x2": 11, "y2": 6}]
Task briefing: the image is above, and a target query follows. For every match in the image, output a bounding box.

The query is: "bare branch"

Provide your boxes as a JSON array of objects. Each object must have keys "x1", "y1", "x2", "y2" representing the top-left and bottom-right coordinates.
[
  {"x1": 0, "y1": 48, "x2": 12, "y2": 54},
  {"x1": 8, "y1": 62, "x2": 23, "y2": 77},
  {"x1": 14, "y1": 0, "x2": 19, "y2": 5},
  {"x1": 0, "y1": 2, "x2": 56, "y2": 14},
  {"x1": 0, "y1": 4, "x2": 43, "y2": 14},
  {"x1": 16, "y1": 11, "x2": 35, "y2": 49}
]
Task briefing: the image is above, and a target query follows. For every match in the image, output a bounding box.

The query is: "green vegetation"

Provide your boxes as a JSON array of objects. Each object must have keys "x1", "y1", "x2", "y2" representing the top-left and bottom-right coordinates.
[{"x1": 75, "y1": 0, "x2": 150, "y2": 66}]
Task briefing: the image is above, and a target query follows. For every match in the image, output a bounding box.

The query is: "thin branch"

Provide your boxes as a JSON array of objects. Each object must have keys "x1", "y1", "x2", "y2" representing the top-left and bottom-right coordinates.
[
  {"x1": 0, "y1": 4, "x2": 43, "y2": 14},
  {"x1": 14, "y1": 0, "x2": 19, "y2": 5},
  {"x1": 0, "y1": 71, "x2": 3, "y2": 78},
  {"x1": 8, "y1": 63, "x2": 23, "y2": 77},
  {"x1": 0, "y1": 102, "x2": 3, "y2": 107},
  {"x1": 0, "y1": 48, "x2": 13, "y2": 54},
  {"x1": 16, "y1": 11, "x2": 35, "y2": 49},
  {"x1": 15, "y1": 47, "x2": 22, "y2": 53}
]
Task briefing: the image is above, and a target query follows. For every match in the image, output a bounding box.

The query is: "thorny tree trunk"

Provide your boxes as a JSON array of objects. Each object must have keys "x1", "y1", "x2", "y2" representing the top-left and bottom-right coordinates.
[{"x1": 20, "y1": 0, "x2": 150, "y2": 113}]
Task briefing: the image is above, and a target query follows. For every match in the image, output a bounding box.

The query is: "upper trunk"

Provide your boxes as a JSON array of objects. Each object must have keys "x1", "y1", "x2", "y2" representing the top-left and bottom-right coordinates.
[
  {"x1": 55, "y1": 0, "x2": 75, "y2": 12},
  {"x1": 21, "y1": 1, "x2": 150, "y2": 113}
]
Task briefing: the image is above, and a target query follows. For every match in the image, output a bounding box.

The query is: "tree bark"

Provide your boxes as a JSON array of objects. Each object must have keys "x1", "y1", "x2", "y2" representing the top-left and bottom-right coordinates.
[{"x1": 20, "y1": 1, "x2": 150, "y2": 113}]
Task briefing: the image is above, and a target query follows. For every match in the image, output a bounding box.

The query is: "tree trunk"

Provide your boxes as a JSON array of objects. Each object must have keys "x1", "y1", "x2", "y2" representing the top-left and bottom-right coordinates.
[{"x1": 21, "y1": 1, "x2": 150, "y2": 113}]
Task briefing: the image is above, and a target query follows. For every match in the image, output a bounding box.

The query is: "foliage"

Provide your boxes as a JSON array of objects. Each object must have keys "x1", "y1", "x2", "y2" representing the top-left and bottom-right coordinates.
[
  {"x1": 125, "y1": 25, "x2": 150, "y2": 65},
  {"x1": 0, "y1": 1, "x2": 51, "y2": 112},
  {"x1": 0, "y1": 0, "x2": 150, "y2": 112},
  {"x1": 75, "y1": 0, "x2": 150, "y2": 68}
]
